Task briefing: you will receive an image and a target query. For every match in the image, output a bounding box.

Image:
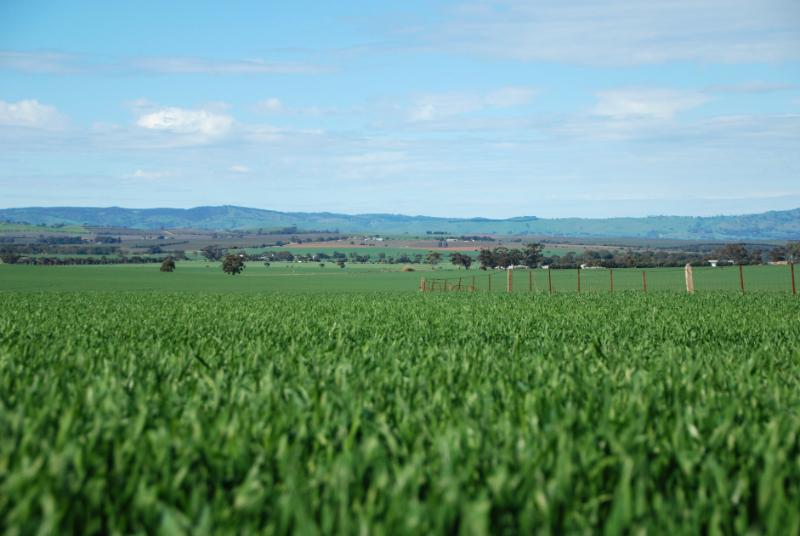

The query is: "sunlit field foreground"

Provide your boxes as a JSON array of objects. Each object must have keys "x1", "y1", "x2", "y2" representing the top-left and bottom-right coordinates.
[{"x1": 1, "y1": 291, "x2": 799, "y2": 533}]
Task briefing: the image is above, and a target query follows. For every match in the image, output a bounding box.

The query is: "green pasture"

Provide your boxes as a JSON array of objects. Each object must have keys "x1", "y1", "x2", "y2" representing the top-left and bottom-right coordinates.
[
  {"x1": 0, "y1": 261, "x2": 425, "y2": 293},
  {"x1": 465, "y1": 264, "x2": 796, "y2": 294},
  {"x1": 0, "y1": 262, "x2": 795, "y2": 294},
  {"x1": 0, "y1": 222, "x2": 85, "y2": 234}
]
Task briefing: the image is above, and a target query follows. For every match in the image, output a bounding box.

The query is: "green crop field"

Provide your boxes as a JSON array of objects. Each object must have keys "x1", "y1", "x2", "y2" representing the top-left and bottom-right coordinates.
[
  {"x1": 0, "y1": 262, "x2": 426, "y2": 293},
  {"x1": 0, "y1": 262, "x2": 795, "y2": 294},
  {"x1": 1, "y1": 291, "x2": 799, "y2": 533},
  {"x1": 0, "y1": 222, "x2": 85, "y2": 234}
]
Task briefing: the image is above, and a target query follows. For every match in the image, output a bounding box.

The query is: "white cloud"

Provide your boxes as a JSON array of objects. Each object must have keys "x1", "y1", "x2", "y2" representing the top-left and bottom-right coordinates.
[
  {"x1": 135, "y1": 107, "x2": 233, "y2": 139},
  {"x1": 124, "y1": 98, "x2": 159, "y2": 113},
  {"x1": 408, "y1": 86, "x2": 537, "y2": 122},
  {"x1": 256, "y1": 98, "x2": 284, "y2": 112},
  {"x1": 128, "y1": 169, "x2": 173, "y2": 180},
  {"x1": 0, "y1": 50, "x2": 326, "y2": 76},
  {"x1": 230, "y1": 164, "x2": 251, "y2": 173},
  {"x1": 339, "y1": 151, "x2": 411, "y2": 179},
  {"x1": 409, "y1": 93, "x2": 480, "y2": 122},
  {"x1": 484, "y1": 87, "x2": 538, "y2": 108},
  {"x1": 253, "y1": 98, "x2": 345, "y2": 118},
  {"x1": 0, "y1": 51, "x2": 78, "y2": 74},
  {"x1": 341, "y1": 151, "x2": 407, "y2": 165},
  {"x1": 242, "y1": 124, "x2": 286, "y2": 143},
  {"x1": 706, "y1": 82, "x2": 798, "y2": 94},
  {"x1": 592, "y1": 89, "x2": 709, "y2": 119},
  {"x1": 435, "y1": 0, "x2": 800, "y2": 65},
  {"x1": 128, "y1": 57, "x2": 324, "y2": 75},
  {"x1": 0, "y1": 99, "x2": 68, "y2": 129}
]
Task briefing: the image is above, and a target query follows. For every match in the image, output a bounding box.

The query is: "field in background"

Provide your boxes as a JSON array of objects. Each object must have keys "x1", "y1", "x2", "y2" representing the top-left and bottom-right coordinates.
[
  {"x1": 0, "y1": 222, "x2": 85, "y2": 234},
  {"x1": 5, "y1": 222, "x2": 781, "y2": 260},
  {"x1": 258, "y1": 241, "x2": 583, "y2": 256},
  {"x1": 0, "y1": 262, "x2": 795, "y2": 294}
]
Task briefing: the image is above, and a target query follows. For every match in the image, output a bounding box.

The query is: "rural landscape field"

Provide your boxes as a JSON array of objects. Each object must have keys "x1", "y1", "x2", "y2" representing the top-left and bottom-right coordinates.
[
  {"x1": 1, "y1": 212, "x2": 800, "y2": 535},
  {"x1": 3, "y1": 0, "x2": 800, "y2": 533}
]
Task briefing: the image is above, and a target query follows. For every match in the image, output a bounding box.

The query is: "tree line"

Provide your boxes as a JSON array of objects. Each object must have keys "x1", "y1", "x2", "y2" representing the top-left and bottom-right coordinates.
[
  {"x1": 3, "y1": 254, "x2": 186, "y2": 266},
  {"x1": 0, "y1": 244, "x2": 121, "y2": 257}
]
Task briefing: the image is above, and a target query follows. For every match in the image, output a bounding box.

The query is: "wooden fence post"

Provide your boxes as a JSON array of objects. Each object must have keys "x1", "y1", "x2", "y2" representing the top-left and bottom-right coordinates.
[
  {"x1": 577, "y1": 268, "x2": 581, "y2": 294},
  {"x1": 610, "y1": 268, "x2": 614, "y2": 293},
  {"x1": 548, "y1": 268, "x2": 552, "y2": 295},
  {"x1": 420, "y1": 277, "x2": 425, "y2": 291},
  {"x1": 528, "y1": 270, "x2": 532, "y2": 292},
  {"x1": 738, "y1": 264, "x2": 745, "y2": 293},
  {"x1": 685, "y1": 263, "x2": 694, "y2": 294},
  {"x1": 458, "y1": 277, "x2": 462, "y2": 291},
  {"x1": 791, "y1": 262, "x2": 796, "y2": 296},
  {"x1": 507, "y1": 268, "x2": 513, "y2": 293},
  {"x1": 642, "y1": 271, "x2": 647, "y2": 293}
]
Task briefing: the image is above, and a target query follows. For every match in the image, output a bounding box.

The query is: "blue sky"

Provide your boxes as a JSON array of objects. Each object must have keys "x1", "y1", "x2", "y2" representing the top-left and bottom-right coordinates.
[{"x1": 1, "y1": 0, "x2": 799, "y2": 218}]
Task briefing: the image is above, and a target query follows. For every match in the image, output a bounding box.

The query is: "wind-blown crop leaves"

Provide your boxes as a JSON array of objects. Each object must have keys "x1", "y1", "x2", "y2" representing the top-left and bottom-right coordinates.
[{"x1": 1, "y1": 292, "x2": 799, "y2": 533}]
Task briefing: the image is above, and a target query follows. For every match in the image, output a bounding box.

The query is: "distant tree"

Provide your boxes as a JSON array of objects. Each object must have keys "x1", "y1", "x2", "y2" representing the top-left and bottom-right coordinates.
[
  {"x1": 426, "y1": 251, "x2": 442, "y2": 268},
  {"x1": 717, "y1": 243, "x2": 749, "y2": 264},
  {"x1": 477, "y1": 249, "x2": 494, "y2": 270},
  {"x1": 753, "y1": 248, "x2": 769, "y2": 264},
  {"x1": 522, "y1": 243, "x2": 544, "y2": 268},
  {"x1": 222, "y1": 254, "x2": 246, "y2": 275},
  {"x1": 337, "y1": 260, "x2": 346, "y2": 269},
  {"x1": 449, "y1": 252, "x2": 472, "y2": 270},
  {"x1": 506, "y1": 248, "x2": 523, "y2": 267},
  {"x1": 319, "y1": 263, "x2": 325, "y2": 268},
  {"x1": 787, "y1": 241, "x2": 800, "y2": 262},
  {"x1": 0, "y1": 251, "x2": 21, "y2": 264},
  {"x1": 264, "y1": 262, "x2": 270, "y2": 267},
  {"x1": 201, "y1": 245, "x2": 224, "y2": 261},
  {"x1": 492, "y1": 247, "x2": 511, "y2": 268},
  {"x1": 160, "y1": 257, "x2": 176, "y2": 272}
]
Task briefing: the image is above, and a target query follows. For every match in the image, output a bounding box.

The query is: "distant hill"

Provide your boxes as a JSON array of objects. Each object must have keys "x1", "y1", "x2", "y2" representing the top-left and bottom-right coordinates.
[{"x1": 1, "y1": 205, "x2": 798, "y2": 240}]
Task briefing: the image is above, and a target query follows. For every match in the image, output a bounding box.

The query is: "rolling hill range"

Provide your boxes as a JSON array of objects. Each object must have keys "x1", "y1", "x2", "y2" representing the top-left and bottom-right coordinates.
[{"x1": 1, "y1": 205, "x2": 798, "y2": 240}]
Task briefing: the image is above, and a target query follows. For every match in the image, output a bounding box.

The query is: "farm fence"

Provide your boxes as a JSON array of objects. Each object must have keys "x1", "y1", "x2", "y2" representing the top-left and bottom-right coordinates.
[{"x1": 419, "y1": 263, "x2": 798, "y2": 295}]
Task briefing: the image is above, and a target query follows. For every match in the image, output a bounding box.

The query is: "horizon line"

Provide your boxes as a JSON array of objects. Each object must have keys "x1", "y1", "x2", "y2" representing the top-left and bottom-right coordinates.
[{"x1": 1, "y1": 204, "x2": 797, "y2": 221}]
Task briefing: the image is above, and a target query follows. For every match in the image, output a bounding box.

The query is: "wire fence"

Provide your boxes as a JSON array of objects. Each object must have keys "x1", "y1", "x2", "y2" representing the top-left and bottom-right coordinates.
[{"x1": 420, "y1": 263, "x2": 798, "y2": 295}]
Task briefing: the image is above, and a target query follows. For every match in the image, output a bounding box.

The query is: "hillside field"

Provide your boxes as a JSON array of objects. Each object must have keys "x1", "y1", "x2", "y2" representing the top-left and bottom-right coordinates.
[
  {"x1": 3, "y1": 205, "x2": 799, "y2": 239},
  {"x1": 1, "y1": 291, "x2": 799, "y2": 533}
]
